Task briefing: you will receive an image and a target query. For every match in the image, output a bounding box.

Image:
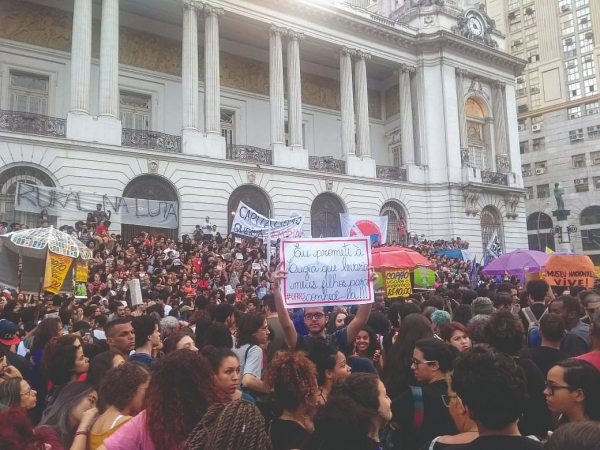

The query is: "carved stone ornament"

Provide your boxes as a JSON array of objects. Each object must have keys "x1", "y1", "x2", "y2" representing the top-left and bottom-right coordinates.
[
  {"x1": 326, "y1": 180, "x2": 333, "y2": 192},
  {"x1": 460, "y1": 147, "x2": 471, "y2": 168},
  {"x1": 247, "y1": 171, "x2": 256, "y2": 184},
  {"x1": 496, "y1": 154, "x2": 511, "y2": 173},
  {"x1": 147, "y1": 159, "x2": 159, "y2": 174},
  {"x1": 504, "y1": 194, "x2": 521, "y2": 220},
  {"x1": 410, "y1": 0, "x2": 445, "y2": 7},
  {"x1": 463, "y1": 188, "x2": 481, "y2": 216},
  {"x1": 467, "y1": 77, "x2": 490, "y2": 102},
  {"x1": 423, "y1": 15, "x2": 436, "y2": 27},
  {"x1": 451, "y1": 6, "x2": 499, "y2": 49}
]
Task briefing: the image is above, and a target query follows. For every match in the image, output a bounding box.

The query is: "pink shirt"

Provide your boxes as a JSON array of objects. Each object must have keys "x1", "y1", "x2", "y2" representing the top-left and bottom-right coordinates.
[
  {"x1": 103, "y1": 411, "x2": 186, "y2": 450},
  {"x1": 576, "y1": 351, "x2": 600, "y2": 372}
]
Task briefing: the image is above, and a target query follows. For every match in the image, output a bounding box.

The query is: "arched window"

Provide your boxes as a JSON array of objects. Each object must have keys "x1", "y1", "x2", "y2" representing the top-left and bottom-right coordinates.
[
  {"x1": 526, "y1": 212, "x2": 555, "y2": 252},
  {"x1": 380, "y1": 201, "x2": 407, "y2": 244},
  {"x1": 466, "y1": 97, "x2": 488, "y2": 170},
  {"x1": 580, "y1": 206, "x2": 600, "y2": 258},
  {"x1": 311, "y1": 193, "x2": 345, "y2": 238},
  {"x1": 480, "y1": 206, "x2": 503, "y2": 255},
  {"x1": 0, "y1": 166, "x2": 55, "y2": 228},
  {"x1": 122, "y1": 175, "x2": 179, "y2": 241},
  {"x1": 228, "y1": 185, "x2": 271, "y2": 232}
]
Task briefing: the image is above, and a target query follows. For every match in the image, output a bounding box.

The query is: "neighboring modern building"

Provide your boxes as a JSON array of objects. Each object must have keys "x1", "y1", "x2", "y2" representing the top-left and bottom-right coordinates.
[
  {"x1": 487, "y1": 0, "x2": 600, "y2": 262},
  {"x1": 0, "y1": 0, "x2": 527, "y2": 256}
]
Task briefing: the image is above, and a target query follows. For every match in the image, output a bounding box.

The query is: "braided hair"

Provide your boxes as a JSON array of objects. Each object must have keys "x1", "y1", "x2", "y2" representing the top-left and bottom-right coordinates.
[{"x1": 185, "y1": 400, "x2": 272, "y2": 450}]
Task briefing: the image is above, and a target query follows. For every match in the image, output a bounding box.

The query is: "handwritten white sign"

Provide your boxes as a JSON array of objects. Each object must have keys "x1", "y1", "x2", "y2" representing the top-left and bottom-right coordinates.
[
  {"x1": 280, "y1": 237, "x2": 374, "y2": 308},
  {"x1": 128, "y1": 279, "x2": 143, "y2": 306}
]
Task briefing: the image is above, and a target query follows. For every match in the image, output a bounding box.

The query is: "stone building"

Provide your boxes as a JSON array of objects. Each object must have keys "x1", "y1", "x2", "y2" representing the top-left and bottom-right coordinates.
[
  {"x1": 487, "y1": 0, "x2": 600, "y2": 261},
  {"x1": 0, "y1": 0, "x2": 526, "y2": 255}
]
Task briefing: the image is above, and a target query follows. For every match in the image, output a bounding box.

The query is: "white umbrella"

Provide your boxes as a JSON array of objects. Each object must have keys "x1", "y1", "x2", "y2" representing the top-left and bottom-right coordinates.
[{"x1": 0, "y1": 226, "x2": 93, "y2": 260}]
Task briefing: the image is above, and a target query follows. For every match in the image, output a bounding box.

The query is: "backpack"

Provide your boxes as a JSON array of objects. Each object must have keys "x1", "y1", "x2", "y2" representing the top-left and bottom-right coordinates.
[{"x1": 523, "y1": 306, "x2": 547, "y2": 348}]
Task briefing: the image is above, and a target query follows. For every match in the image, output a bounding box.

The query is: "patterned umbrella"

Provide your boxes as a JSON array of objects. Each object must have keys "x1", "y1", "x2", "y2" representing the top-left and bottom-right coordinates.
[{"x1": 0, "y1": 226, "x2": 92, "y2": 260}]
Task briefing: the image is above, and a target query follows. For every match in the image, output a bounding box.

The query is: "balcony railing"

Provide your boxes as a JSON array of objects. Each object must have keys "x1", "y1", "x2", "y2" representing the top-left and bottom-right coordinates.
[
  {"x1": 376, "y1": 165, "x2": 407, "y2": 181},
  {"x1": 482, "y1": 171, "x2": 509, "y2": 186},
  {"x1": 0, "y1": 110, "x2": 66, "y2": 138},
  {"x1": 121, "y1": 128, "x2": 181, "y2": 153},
  {"x1": 309, "y1": 156, "x2": 346, "y2": 174},
  {"x1": 226, "y1": 145, "x2": 273, "y2": 165}
]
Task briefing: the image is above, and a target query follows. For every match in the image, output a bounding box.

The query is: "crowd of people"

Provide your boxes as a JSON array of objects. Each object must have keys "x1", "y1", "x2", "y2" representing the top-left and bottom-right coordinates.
[{"x1": 2, "y1": 215, "x2": 600, "y2": 449}]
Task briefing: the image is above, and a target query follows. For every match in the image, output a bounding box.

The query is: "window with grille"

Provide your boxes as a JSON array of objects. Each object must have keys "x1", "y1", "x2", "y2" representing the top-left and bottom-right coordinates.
[
  {"x1": 574, "y1": 178, "x2": 589, "y2": 192},
  {"x1": 120, "y1": 91, "x2": 151, "y2": 130},
  {"x1": 563, "y1": 37, "x2": 577, "y2": 56},
  {"x1": 591, "y1": 151, "x2": 600, "y2": 165},
  {"x1": 584, "y1": 78, "x2": 597, "y2": 96},
  {"x1": 533, "y1": 137, "x2": 545, "y2": 151},
  {"x1": 572, "y1": 154, "x2": 586, "y2": 167},
  {"x1": 577, "y1": 7, "x2": 591, "y2": 29},
  {"x1": 570, "y1": 128, "x2": 584, "y2": 141},
  {"x1": 525, "y1": 30, "x2": 538, "y2": 47},
  {"x1": 524, "y1": 7, "x2": 536, "y2": 26},
  {"x1": 522, "y1": 164, "x2": 532, "y2": 177},
  {"x1": 586, "y1": 101, "x2": 599, "y2": 114},
  {"x1": 569, "y1": 81, "x2": 582, "y2": 100},
  {"x1": 531, "y1": 93, "x2": 541, "y2": 109},
  {"x1": 221, "y1": 110, "x2": 235, "y2": 146},
  {"x1": 9, "y1": 71, "x2": 49, "y2": 115},
  {"x1": 520, "y1": 141, "x2": 529, "y2": 154},
  {"x1": 565, "y1": 60, "x2": 579, "y2": 81},
  {"x1": 537, "y1": 184, "x2": 550, "y2": 198},
  {"x1": 575, "y1": 0, "x2": 588, "y2": 7},
  {"x1": 560, "y1": 13, "x2": 574, "y2": 35},
  {"x1": 525, "y1": 187, "x2": 534, "y2": 199},
  {"x1": 582, "y1": 57, "x2": 595, "y2": 78},
  {"x1": 568, "y1": 106, "x2": 582, "y2": 119},
  {"x1": 588, "y1": 125, "x2": 600, "y2": 139},
  {"x1": 532, "y1": 115, "x2": 544, "y2": 124},
  {"x1": 580, "y1": 31, "x2": 594, "y2": 53}
]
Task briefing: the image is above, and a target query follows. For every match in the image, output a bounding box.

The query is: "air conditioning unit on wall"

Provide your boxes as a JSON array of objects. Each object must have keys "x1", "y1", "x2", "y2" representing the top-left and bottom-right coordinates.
[
  {"x1": 535, "y1": 168, "x2": 546, "y2": 175},
  {"x1": 532, "y1": 124, "x2": 542, "y2": 132}
]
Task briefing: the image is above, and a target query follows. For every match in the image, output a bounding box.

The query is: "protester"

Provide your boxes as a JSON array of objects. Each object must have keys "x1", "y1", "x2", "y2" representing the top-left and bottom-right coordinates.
[
  {"x1": 36, "y1": 382, "x2": 99, "y2": 450},
  {"x1": 0, "y1": 319, "x2": 30, "y2": 379},
  {"x1": 549, "y1": 295, "x2": 592, "y2": 357},
  {"x1": 544, "y1": 358, "x2": 600, "y2": 422},
  {"x1": 163, "y1": 330, "x2": 198, "y2": 354},
  {"x1": 233, "y1": 312, "x2": 270, "y2": 397},
  {"x1": 201, "y1": 345, "x2": 252, "y2": 402},
  {"x1": 0, "y1": 377, "x2": 36, "y2": 409},
  {"x1": 348, "y1": 325, "x2": 383, "y2": 372},
  {"x1": 577, "y1": 307, "x2": 600, "y2": 371},
  {"x1": 129, "y1": 315, "x2": 161, "y2": 367},
  {"x1": 264, "y1": 351, "x2": 318, "y2": 450},
  {"x1": 104, "y1": 319, "x2": 135, "y2": 360},
  {"x1": 86, "y1": 350, "x2": 125, "y2": 390},
  {"x1": 88, "y1": 363, "x2": 150, "y2": 450},
  {"x1": 543, "y1": 421, "x2": 600, "y2": 450},
  {"x1": 306, "y1": 339, "x2": 351, "y2": 405},
  {"x1": 521, "y1": 313, "x2": 569, "y2": 378},
  {"x1": 0, "y1": 407, "x2": 47, "y2": 450},
  {"x1": 439, "y1": 322, "x2": 472, "y2": 352}
]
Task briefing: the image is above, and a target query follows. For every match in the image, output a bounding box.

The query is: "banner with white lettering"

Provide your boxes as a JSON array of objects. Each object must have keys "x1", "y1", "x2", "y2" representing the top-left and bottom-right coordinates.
[
  {"x1": 14, "y1": 183, "x2": 178, "y2": 229},
  {"x1": 230, "y1": 201, "x2": 304, "y2": 240},
  {"x1": 280, "y1": 237, "x2": 374, "y2": 308},
  {"x1": 486, "y1": 231, "x2": 503, "y2": 259},
  {"x1": 340, "y1": 214, "x2": 388, "y2": 244}
]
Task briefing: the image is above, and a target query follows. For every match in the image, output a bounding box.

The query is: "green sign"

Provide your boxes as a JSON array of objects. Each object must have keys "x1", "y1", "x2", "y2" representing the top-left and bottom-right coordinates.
[{"x1": 414, "y1": 268, "x2": 436, "y2": 289}]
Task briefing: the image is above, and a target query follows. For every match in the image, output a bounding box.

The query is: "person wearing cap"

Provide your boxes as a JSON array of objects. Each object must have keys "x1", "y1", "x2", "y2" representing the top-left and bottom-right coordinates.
[
  {"x1": 470, "y1": 297, "x2": 495, "y2": 316},
  {"x1": 0, "y1": 319, "x2": 29, "y2": 381}
]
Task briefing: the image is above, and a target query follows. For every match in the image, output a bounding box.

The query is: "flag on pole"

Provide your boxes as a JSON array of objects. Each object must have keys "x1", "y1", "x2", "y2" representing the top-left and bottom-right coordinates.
[
  {"x1": 545, "y1": 247, "x2": 554, "y2": 254},
  {"x1": 470, "y1": 257, "x2": 478, "y2": 288},
  {"x1": 486, "y1": 231, "x2": 503, "y2": 259}
]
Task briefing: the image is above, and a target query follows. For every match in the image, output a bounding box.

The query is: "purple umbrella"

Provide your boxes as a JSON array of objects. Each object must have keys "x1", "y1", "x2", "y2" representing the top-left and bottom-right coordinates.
[{"x1": 481, "y1": 249, "x2": 550, "y2": 277}]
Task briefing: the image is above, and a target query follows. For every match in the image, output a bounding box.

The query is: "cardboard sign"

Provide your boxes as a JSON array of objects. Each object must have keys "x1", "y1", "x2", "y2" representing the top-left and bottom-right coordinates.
[
  {"x1": 236, "y1": 253, "x2": 243, "y2": 260},
  {"x1": 544, "y1": 255, "x2": 596, "y2": 288},
  {"x1": 44, "y1": 252, "x2": 73, "y2": 294},
  {"x1": 128, "y1": 278, "x2": 143, "y2": 306},
  {"x1": 252, "y1": 263, "x2": 261, "y2": 270},
  {"x1": 225, "y1": 285, "x2": 235, "y2": 295},
  {"x1": 385, "y1": 269, "x2": 412, "y2": 298},
  {"x1": 75, "y1": 262, "x2": 89, "y2": 283},
  {"x1": 280, "y1": 237, "x2": 373, "y2": 308},
  {"x1": 235, "y1": 237, "x2": 242, "y2": 244}
]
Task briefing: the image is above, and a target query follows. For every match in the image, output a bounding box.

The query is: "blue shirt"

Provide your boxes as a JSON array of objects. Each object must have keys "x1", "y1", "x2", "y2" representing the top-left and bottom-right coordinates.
[
  {"x1": 128, "y1": 352, "x2": 155, "y2": 368},
  {"x1": 295, "y1": 327, "x2": 348, "y2": 352}
]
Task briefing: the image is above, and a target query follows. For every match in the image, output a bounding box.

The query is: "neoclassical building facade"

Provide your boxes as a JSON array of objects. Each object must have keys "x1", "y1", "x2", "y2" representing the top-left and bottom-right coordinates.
[{"x1": 0, "y1": 0, "x2": 527, "y2": 254}]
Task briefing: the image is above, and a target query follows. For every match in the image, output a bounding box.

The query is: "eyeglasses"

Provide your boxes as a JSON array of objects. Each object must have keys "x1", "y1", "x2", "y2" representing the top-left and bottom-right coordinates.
[
  {"x1": 411, "y1": 358, "x2": 436, "y2": 367},
  {"x1": 304, "y1": 313, "x2": 325, "y2": 320},
  {"x1": 441, "y1": 395, "x2": 457, "y2": 407},
  {"x1": 20, "y1": 386, "x2": 34, "y2": 396},
  {"x1": 544, "y1": 381, "x2": 575, "y2": 395}
]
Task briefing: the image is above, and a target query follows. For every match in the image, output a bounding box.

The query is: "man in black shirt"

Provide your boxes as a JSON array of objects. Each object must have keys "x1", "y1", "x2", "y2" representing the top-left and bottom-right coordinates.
[
  {"x1": 450, "y1": 346, "x2": 542, "y2": 449},
  {"x1": 519, "y1": 279, "x2": 551, "y2": 335},
  {"x1": 521, "y1": 313, "x2": 569, "y2": 378}
]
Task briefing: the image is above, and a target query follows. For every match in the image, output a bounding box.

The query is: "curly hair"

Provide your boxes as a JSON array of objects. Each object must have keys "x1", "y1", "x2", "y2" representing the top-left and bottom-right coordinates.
[
  {"x1": 452, "y1": 346, "x2": 528, "y2": 430},
  {"x1": 99, "y1": 363, "x2": 150, "y2": 411},
  {"x1": 41, "y1": 334, "x2": 83, "y2": 385},
  {"x1": 484, "y1": 310, "x2": 525, "y2": 355},
  {"x1": 185, "y1": 400, "x2": 271, "y2": 450},
  {"x1": 145, "y1": 349, "x2": 222, "y2": 449},
  {"x1": 264, "y1": 351, "x2": 318, "y2": 411},
  {"x1": 346, "y1": 325, "x2": 381, "y2": 359},
  {"x1": 0, "y1": 407, "x2": 46, "y2": 450}
]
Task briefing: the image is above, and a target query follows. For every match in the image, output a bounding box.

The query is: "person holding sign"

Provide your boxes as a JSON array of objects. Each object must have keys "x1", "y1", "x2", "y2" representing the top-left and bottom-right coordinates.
[{"x1": 271, "y1": 265, "x2": 375, "y2": 353}]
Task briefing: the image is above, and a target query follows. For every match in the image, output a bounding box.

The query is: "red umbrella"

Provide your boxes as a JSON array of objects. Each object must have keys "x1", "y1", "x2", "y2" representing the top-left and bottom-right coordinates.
[{"x1": 371, "y1": 246, "x2": 434, "y2": 269}]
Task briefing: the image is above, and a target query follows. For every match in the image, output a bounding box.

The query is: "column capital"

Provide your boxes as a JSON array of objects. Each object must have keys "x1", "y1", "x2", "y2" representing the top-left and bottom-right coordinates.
[
  {"x1": 182, "y1": 0, "x2": 202, "y2": 12},
  {"x1": 493, "y1": 79, "x2": 506, "y2": 89},
  {"x1": 286, "y1": 30, "x2": 305, "y2": 42},
  {"x1": 269, "y1": 24, "x2": 288, "y2": 37},
  {"x1": 203, "y1": 4, "x2": 224, "y2": 16},
  {"x1": 455, "y1": 67, "x2": 468, "y2": 77},
  {"x1": 398, "y1": 63, "x2": 416, "y2": 74},
  {"x1": 356, "y1": 50, "x2": 371, "y2": 60},
  {"x1": 341, "y1": 46, "x2": 356, "y2": 57}
]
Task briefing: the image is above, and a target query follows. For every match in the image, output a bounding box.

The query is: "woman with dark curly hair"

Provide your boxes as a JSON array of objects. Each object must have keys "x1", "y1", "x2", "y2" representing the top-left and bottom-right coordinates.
[
  {"x1": 485, "y1": 310, "x2": 552, "y2": 437},
  {"x1": 98, "y1": 349, "x2": 221, "y2": 450},
  {"x1": 264, "y1": 351, "x2": 318, "y2": 450},
  {"x1": 301, "y1": 373, "x2": 392, "y2": 450},
  {"x1": 87, "y1": 363, "x2": 150, "y2": 450},
  {"x1": 544, "y1": 358, "x2": 600, "y2": 422},
  {"x1": 349, "y1": 325, "x2": 383, "y2": 371},
  {"x1": 42, "y1": 334, "x2": 89, "y2": 410},
  {"x1": 201, "y1": 345, "x2": 252, "y2": 402}
]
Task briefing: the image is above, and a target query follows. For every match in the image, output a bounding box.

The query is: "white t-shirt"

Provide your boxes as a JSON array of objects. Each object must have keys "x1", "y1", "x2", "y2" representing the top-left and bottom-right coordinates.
[
  {"x1": 232, "y1": 343, "x2": 263, "y2": 388},
  {"x1": 202, "y1": 222, "x2": 213, "y2": 235}
]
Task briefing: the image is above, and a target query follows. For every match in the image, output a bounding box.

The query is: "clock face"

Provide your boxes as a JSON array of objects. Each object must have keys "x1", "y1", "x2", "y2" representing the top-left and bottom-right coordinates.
[{"x1": 467, "y1": 15, "x2": 485, "y2": 36}]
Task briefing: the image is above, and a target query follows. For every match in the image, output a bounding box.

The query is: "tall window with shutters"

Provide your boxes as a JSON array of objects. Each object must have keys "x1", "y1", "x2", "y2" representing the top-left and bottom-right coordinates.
[
  {"x1": 120, "y1": 91, "x2": 151, "y2": 130},
  {"x1": 9, "y1": 71, "x2": 49, "y2": 115},
  {"x1": 221, "y1": 110, "x2": 235, "y2": 147}
]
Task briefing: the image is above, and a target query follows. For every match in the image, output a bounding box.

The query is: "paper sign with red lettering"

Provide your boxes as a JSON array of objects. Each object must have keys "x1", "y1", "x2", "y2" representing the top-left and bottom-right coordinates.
[
  {"x1": 280, "y1": 237, "x2": 374, "y2": 308},
  {"x1": 544, "y1": 254, "x2": 596, "y2": 289}
]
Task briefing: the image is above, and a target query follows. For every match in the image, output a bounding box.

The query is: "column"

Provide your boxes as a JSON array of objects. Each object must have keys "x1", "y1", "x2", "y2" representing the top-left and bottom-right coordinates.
[
  {"x1": 269, "y1": 25, "x2": 286, "y2": 146},
  {"x1": 204, "y1": 5, "x2": 223, "y2": 135},
  {"x1": 398, "y1": 64, "x2": 415, "y2": 165},
  {"x1": 493, "y1": 81, "x2": 510, "y2": 173},
  {"x1": 455, "y1": 68, "x2": 469, "y2": 167},
  {"x1": 354, "y1": 50, "x2": 371, "y2": 157},
  {"x1": 182, "y1": 1, "x2": 201, "y2": 131},
  {"x1": 69, "y1": 0, "x2": 92, "y2": 114},
  {"x1": 98, "y1": 0, "x2": 120, "y2": 118},
  {"x1": 286, "y1": 31, "x2": 304, "y2": 148},
  {"x1": 340, "y1": 46, "x2": 355, "y2": 155}
]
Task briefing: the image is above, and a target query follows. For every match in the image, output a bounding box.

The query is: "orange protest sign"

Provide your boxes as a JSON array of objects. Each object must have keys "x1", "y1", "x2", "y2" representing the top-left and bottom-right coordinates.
[
  {"x1": 544, "y1": 255, "x2": 595, "y2": 289},
  {"x1": 44, "y1": 251, "x2": 73, "y2": 294},
  {"x1": 75, "y1": 262, "x2": 89, "y2": 282}
]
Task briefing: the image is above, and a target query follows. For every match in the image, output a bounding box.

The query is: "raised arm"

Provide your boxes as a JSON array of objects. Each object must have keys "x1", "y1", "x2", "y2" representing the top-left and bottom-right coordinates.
[
  {"x1": 272, "y1": 265, "x2": 298, "y2": 350},
  {"x1": 346, "y1": 269, "x2": 377, "y2": 343}
]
